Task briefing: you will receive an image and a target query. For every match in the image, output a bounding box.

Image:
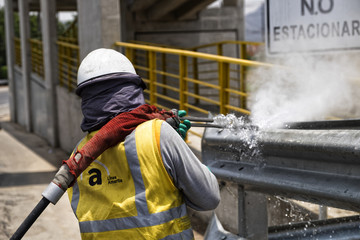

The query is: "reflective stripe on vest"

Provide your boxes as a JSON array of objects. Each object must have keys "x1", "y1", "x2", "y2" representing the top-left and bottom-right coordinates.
[
  {"x1": 79, "y1": 203, "x2": 187, "y2": 233},
  {"x1": 68, "y1": 119, "x2": 193, "y2": 239}
]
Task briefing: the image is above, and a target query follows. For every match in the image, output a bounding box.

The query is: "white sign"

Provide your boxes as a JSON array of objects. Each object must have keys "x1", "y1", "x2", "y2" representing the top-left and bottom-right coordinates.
[{"x1": 266, "y1": 0, "x2": 360, "y2": 54}]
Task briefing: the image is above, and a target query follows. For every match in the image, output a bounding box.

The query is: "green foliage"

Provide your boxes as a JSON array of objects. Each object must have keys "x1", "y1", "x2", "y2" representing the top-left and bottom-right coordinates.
[
  {"x1": 0, "y1": 8, "x2": 41, "y2": 69},
  {"x1": 0, "y1": 6, "x2": 77, "y2": 72},
  {"x1": 29, "y1": 12, "x2": 41, "y2": 39},
  {"x1": 0, "y1": 8, "x2": 5, "y2": 67},
  {"x1": 0, "y1": 65, "x2": 7, "y2": 79}
]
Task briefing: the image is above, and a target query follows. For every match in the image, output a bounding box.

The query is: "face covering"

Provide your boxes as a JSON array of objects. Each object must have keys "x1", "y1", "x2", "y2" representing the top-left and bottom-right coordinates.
[{"x1": 76, "y1": 73, "x2": 146, "y2": 132}]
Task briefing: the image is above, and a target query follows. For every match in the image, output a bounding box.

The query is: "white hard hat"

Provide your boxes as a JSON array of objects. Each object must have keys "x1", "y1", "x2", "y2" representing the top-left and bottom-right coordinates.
[{"x1": 77, "y1": 48, "x2": 137, "y2": 86}]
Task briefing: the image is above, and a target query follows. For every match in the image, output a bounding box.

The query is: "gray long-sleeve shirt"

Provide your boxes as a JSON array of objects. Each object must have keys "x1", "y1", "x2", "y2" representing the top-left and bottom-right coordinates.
[{"x1": 159, "y1": 122, "x2": 220, "y2": 211}]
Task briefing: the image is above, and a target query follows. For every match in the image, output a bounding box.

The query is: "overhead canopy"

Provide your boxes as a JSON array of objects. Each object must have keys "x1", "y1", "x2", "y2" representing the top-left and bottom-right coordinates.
[
  {"x1": 11, "y1": 0, "x2": 77, "y2": 12},
  {"x1": 130, "y1": 0, "x2": 217, "y2": 21},
  {"x1": 10, "y1": 0, "x2": 216, "y2": 20}
]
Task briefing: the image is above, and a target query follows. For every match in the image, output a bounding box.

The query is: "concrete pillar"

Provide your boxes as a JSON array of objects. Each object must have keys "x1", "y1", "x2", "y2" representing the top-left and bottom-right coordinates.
[
  {"x1": 120, "y1": 0, "x2": 135, "y2": 41},
  {"x1": 4, "y1": 0, "x2": 16, "y2": 122},
  {"x1": 222, "y1": 0, "x2": 246, "y2": 41},
  {"x1": 235, "y1": 0, "x2": 245, "y2": 41},
  {"x1": 77, "y1": 0, "x2": 121, "y2": 60},
  {"x1": 18, "y1": 0, "x2": 32, "y2": 131},
  {"x1": 40, "y1": 0, "x2": 59, "y2": 147}
]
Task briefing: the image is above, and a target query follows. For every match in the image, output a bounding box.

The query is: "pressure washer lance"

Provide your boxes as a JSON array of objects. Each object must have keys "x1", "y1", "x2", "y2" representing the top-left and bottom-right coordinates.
[
  {"x1": 180, "y1": 116, "x2": 225, "y2": 128},
  {"x1": 180, "y1": 116, "x2": 259, "y2": 130}
]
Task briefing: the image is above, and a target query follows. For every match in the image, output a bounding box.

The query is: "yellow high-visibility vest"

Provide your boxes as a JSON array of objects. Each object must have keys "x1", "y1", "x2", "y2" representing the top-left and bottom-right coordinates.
[{"x1": 68, "y1": 119, "x2": 193, "y2": 239}]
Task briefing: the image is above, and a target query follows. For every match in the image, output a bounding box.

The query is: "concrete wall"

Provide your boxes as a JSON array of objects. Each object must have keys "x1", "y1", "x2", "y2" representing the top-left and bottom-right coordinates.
[
  {"x1": 56, "y1": 86, "x2": 85, "y2": 154},
  {"x1": 30, "y1": 73, "x2": 48, "y2": 139},
  {"x1": 132, "y1": 7, "x2": 244, "y2": 50},
  {"x1": 13, "y1": 68, "x2": 57, "y2": 142},
  {"x1": 14, "y1": 67, "x2": 25, "y2": 127},
  {"x1": 13, "y1": 66, "x2": 85, "y2": 154}
]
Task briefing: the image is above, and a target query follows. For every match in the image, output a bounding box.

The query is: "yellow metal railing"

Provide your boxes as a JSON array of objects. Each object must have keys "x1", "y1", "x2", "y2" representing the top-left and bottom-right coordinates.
[
  {"x1": 127, "y1": 40, "x2": 264, "y2": 109},
  {"x1": 14, "y1": 37, "x2": 22, "y2": 67},
  {"x1": 57, "y1": 41, "x2": 79, "y2": 91},
  {"x1": 189, "y1": 40, "x2": 263, "y2": 56},
  {"x1": 58, "y1": 36, "x2": 78, "y2": 44},
  {"x1": 189, "y1": 40, "x2": 264, "y2": 108},
  {"x1": 58, "y1": 18, "x2": 78, "y2": 44},
  {"x1": 114, "y1": 41, "x2": 273, "y2": 117},
  {"x1": 29, "y1": 38, "x2": 44, "y2": 77}
]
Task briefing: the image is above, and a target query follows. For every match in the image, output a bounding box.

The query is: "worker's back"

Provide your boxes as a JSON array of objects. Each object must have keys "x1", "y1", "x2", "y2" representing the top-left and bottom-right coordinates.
[{"x1": 68, "y1": 119, "x2": 193, "y2": 240}]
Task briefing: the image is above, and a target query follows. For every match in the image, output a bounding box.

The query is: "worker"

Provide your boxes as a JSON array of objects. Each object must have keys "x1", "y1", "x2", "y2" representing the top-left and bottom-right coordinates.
[{"x1": 64, "y1": 48, "x2": 220, "y2": 239}]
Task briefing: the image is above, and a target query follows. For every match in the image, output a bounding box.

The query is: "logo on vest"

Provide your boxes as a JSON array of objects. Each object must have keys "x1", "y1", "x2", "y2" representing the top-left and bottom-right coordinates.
[
  {"x1": 107, "y1": 175, "x2": 123, "y2": 184},
  {"x1": 88, "y1": 168, "x2": 123, "y2": 186}
]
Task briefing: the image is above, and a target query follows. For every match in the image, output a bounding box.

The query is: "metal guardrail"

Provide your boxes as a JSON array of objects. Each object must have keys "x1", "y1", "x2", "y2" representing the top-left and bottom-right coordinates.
[
  {"x1": 29, "y1": 39, "x2": 44, "y2": 77},
  {"x1": 202, "y1": 121, "x2": 360, "y2": 239},
  {"x1": 57, "y1": 41, "x2": 79, "y2": 92},
  {"x1": 114, "y1": 41, "x2": 272, "y2": 117}
]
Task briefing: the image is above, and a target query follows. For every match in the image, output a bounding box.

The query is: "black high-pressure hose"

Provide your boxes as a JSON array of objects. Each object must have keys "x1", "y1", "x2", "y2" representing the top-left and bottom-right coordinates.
[
  {"x1": 10, "y1": 165, "x2": 72, "y2": 240},
  {"x1": 10, "y1": 197, "x2": 50, "y2": 240}
]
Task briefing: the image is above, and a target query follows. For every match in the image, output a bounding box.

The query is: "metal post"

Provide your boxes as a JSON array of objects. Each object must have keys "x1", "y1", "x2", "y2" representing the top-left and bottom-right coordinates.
[
  {"x1": 148, "y1": 51, "x2": 157, "y2": 105},
  {"x1": 66, "y1": 47, "x2": 72, "y2": 91},
  {"x1": 319, "y1": 205, "x2": 328, "y2": 220},
  {"x1": 179, "y1": 55, "x2": 188, "y2": 112},
  {"x1": 192, "y1": 56, "x2": 199, "y2": 105},
  {"x1": 58, "y1": 44, "x2": 64, "y2": 87},
  {"x1": 161, "y1": 53, "x2": 167, "y2": 95},
  {"x1": 217, "y1": 43, "x2": 223, "y2": 56},
  {"x1": 219, "y1": 62, "x2": 230, "y2": 114},
  {"x1": 239, "y1": 43, "x2": 247, "y2": 109},
  {"x1": 125, "y1": 47, "x2": 134, "y2": 63},
  {"x1": 238, "y1": 185, "x2": 268, "y2": 240},
  {"x1": 217, "y1": 43, "x2": 223, "y2": 88}
]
